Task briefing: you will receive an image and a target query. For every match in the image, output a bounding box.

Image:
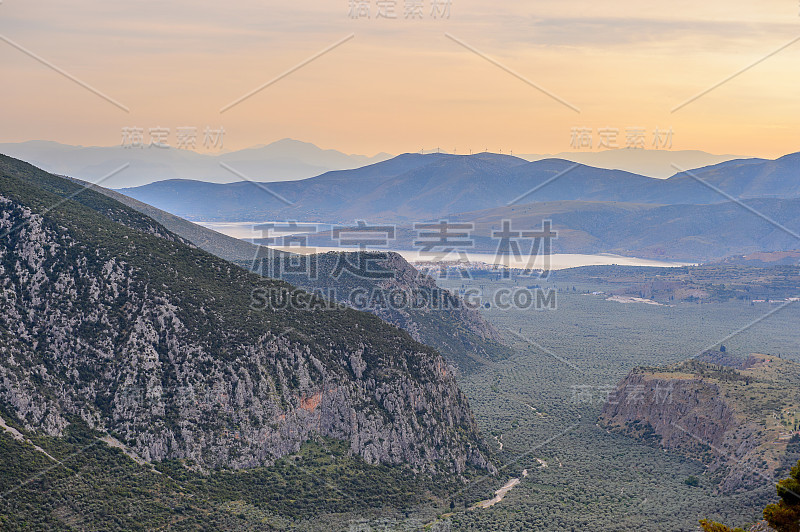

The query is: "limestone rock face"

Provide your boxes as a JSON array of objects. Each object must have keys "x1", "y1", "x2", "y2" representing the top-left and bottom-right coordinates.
[
  {"x1": 0, "y1": 156, "x2": 493, "y2": 475},
  {"x1": 599, "y1": 368, "x2": 777, "y2": 492},
  {"x1": 272, "y1": 250, "x2": 512, "y2": 372},
  {"x1": 374, "y1": 251, "x2": 505, "y2": 344}
]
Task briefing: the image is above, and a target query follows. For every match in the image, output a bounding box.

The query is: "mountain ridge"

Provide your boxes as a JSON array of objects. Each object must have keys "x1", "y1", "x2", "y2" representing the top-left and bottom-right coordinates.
[
  {"x1": 600, "y1": 352, "x2": 800, "y2": 493},
  {"x1": 0, "y1": 138, "x2": 393, "y2": 188},
  {"x1": 0, "y1": 154, "x2": 492, "y2": 474},
  {"x1": 115, "y1": 150, "x2": 800, "y2": 227},
  {"x1": 73, "y1": 175, "x2": 512, "y2": 371}
]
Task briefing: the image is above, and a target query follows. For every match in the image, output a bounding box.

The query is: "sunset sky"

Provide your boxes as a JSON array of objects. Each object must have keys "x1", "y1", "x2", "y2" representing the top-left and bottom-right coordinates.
[{"x1": 1, "y1": 0, "x2": 799, "y2": 157}]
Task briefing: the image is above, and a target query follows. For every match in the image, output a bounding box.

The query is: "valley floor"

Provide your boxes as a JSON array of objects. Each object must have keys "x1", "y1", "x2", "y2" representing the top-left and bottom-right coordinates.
[
  {"x1": 2, "y1": 270, "x2": 798, "y2": 531},
  {"x1": 434, "y1": 275, "x2": 800, "y2": 531}
]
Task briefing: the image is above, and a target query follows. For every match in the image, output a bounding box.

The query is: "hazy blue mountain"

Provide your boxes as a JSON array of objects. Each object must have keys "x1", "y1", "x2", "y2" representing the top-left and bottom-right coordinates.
[
  {"x1": 344, "y1": 198, "x2": 800, "y2": 261},
  {"x1": 117, "y1": 151, "x2": 800, "y2": 226},
  {"x1": 654, "y1": 154, "x2": 800, "y2": 203},
  {"x1": 115, "y1": 152, "x2": 468, "y2": 221},
  {"x1": 116, "y1": 154, "x2": 645, "y2": 222},
  {"x1": 518, "y1": 149, "x2": 745, "y2": 178},
  {"x1": 0, "y1": 138, "x2": 392, "y2": 188}
]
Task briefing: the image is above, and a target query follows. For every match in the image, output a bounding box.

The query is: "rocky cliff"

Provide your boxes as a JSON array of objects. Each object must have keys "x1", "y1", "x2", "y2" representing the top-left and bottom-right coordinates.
[
  {"x1": 599, "y1": 353, "x2": 800, "y2": 492},
  {"x1": 0, "y1": 154, "x2": 493, "y2": 474},
  {"x1": 84, "y1": 178, "x2": 512, "y2": 373},
  {"x1": 265, "y1": 250, "x2": 511, "y2": 373}
]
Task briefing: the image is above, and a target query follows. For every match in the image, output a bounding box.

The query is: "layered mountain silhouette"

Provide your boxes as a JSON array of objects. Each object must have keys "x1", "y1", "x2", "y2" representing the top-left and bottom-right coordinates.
[
  {"x1": 115, "y1": 154, "x2": 650, "y2": 222},
  {"x1": 111, "y1": 150, "x2": 800, "y2": 261},
  {"x1": 517, "y1": 148, "x2": 744, "y2": 178},
  {"x1": 117, "y1": 149, "x2": 800, "y2": 219},
  {"x1": 0, "y1": 138, "x2": 392, "y2": 188},
  {"x1": 1, "y1": 139, "x2": 740, "y2": 188}
]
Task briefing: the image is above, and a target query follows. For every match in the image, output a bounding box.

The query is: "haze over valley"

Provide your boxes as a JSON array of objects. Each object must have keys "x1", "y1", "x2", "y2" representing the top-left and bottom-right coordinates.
[{"x1": 2, "y1": 1, "x2": 800, "y2": 530}]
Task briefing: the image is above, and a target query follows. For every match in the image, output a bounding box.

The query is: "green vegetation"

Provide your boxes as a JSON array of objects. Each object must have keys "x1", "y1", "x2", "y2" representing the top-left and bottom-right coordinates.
[
  {"x1": 764, "y1": 459, "x2": 800, "y2": 532},
  {"x1": 3, "y1": 155, "x2": 800, "y2": 530},
  {"x1": 699, "y1": 519, "x2": 746, "y2": 532},
  {"x1": 0, "y1": 420, "x2": 451, "y2": 530},
  {"x1": 701, "y1": 458, "x2": 800, "y2": 531},
  {"x1": 0, "y1": 155, "x2": 491, "y2": 529},
  {"x1": 430, "y1": 273, "x2": 800, "y2": 530},
  {"x1": 155, "y1": 438, "x2": 443, "y2": 518}
]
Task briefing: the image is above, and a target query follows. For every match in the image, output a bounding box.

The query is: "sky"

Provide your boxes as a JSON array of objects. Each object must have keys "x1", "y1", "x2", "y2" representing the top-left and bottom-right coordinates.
[{"x1": 1, "y1": 0, "x2": 799, "y2": 158}]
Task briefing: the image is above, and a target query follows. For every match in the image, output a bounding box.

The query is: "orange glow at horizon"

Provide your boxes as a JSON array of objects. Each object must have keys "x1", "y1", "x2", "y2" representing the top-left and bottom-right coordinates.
[{"x1": 0, "y1": 0, "x2": 798, "y2": 159}]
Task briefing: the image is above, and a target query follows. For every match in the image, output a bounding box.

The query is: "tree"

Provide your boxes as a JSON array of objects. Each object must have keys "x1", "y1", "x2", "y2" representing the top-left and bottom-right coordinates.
[
  {"x1": 763, "y1": 460, "x2": 800, "y2": 532},
  {"x1": 698, "y1": 520, "x2": 744, "y2": 532},
  {"x1": 701, "y1": 459, "x2": 800, "y2": 532}
]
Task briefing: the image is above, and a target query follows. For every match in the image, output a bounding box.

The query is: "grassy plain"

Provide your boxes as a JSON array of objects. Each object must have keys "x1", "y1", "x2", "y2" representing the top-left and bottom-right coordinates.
[{"x1": 436, "y1": 271, "x2": 800, "y2": 531}]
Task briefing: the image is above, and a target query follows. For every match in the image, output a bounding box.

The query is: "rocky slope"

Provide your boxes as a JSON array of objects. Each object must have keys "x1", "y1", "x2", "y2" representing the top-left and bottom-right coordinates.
[
  {"x1": 258, "y1": 250, "x2": 511, "y2": 373},
  {"x1": 0, "y1": 154, "x2": 493, "y2": 474},
  {"x1": 74, "y1": 178, "x2": 512, "y2": 372},
  {"x1": 83, "y1": 178, "x2": 263, "y2": 263},
  {"x1": 599, "y1": 352, "x2": 800, "y2": 492}
]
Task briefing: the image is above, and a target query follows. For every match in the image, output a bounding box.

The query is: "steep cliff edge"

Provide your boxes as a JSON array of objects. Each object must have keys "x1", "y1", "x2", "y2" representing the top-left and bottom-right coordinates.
[
  {"x1": 0, "y1": 154, "x2": 493, "y2": 474},
  {"x1": 85, "y1": 178, "x2": 512, "y2": 372},
  {"x1": 264, "y1": 250, "x2": 512, "y2": 372},
  {"x1": 599, "y1": 353, "x2": 800, "y2": 492}
]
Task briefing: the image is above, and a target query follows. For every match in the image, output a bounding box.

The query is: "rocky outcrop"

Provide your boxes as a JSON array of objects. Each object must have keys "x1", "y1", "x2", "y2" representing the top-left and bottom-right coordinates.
[
  {"x1": 374, "y1": 251, "x2": 505, "y2": 344},
  {"x1": 265, "y1": 250, "x2": 512, "y2": 372},
  {"x1": 80, "y1": 170, "x2": 510, "y2": 372},
  {"x1": 599, "y1": 368, "x2": 768, "y2": 492},
  {"x1": 0, "y1": 155, "x2": 494, "y2": 475}
]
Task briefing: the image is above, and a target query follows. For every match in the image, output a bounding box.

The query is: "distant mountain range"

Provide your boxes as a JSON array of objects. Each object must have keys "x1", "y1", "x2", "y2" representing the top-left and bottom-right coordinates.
[
  {"x1": 117, "y1": 151, "x2": 800, "y2": 222},
  {"x1": 3, "y1": 142, "x2": 798, "y2": 262},
  {"x1": 0, "y1": 140, "x2": 743, "y2": 188},
  {"x1": 518, "y1": 148, "x2": 744, "y2": 179},
  {"x1": 113, "y1": 150, "x2": 800, "y2": 262},
  {"x1": 0, "y1": 138, "x2": 393, "y2": 188}
]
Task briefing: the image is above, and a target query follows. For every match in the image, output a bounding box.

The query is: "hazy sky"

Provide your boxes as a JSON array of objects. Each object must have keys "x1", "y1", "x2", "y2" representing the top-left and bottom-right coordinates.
[{"x1": 1, "y1": 0, "x2": 798, "y2": 157}]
